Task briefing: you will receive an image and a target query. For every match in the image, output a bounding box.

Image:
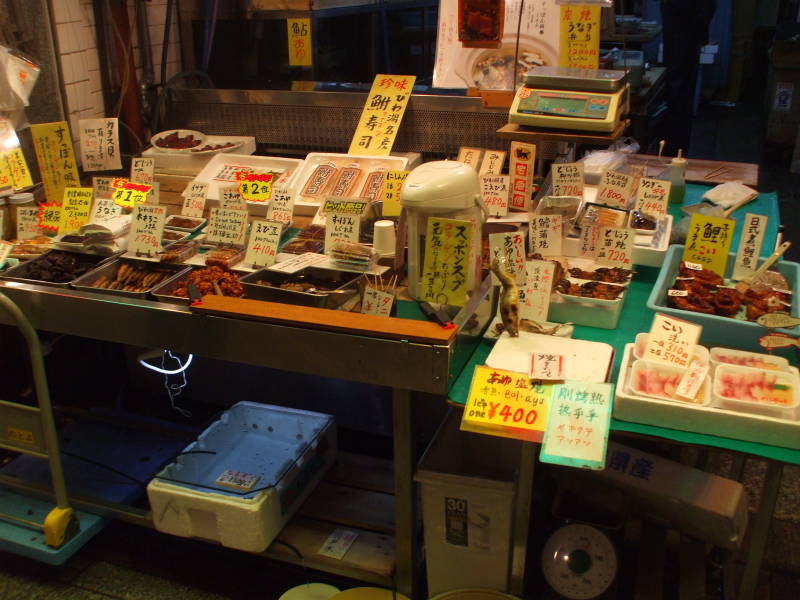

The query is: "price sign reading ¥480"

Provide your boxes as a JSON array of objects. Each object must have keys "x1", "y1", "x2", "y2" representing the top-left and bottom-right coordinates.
[{"x1": 129, "y1": 205, "x2": 166, "y2": 257}]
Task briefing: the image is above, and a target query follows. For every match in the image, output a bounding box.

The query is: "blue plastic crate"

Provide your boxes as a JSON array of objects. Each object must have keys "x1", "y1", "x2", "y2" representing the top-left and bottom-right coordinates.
[{"x1": 646, "y1": 245, "x2": 800, "y2": 351}]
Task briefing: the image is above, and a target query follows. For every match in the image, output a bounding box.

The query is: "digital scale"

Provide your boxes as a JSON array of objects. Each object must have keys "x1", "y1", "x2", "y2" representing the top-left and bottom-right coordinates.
[{"x1": 509, "y1": 67, "x2": 630, "y2": 133}]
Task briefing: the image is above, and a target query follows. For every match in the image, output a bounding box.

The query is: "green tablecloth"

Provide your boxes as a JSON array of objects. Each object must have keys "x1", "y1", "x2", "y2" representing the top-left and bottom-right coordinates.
[{"x1": 447, "y1": 185, "x2": 800, "y2": 465}]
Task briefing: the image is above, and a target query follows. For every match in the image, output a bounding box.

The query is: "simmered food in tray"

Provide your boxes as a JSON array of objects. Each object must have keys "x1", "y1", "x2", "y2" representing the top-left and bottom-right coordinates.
[
  {"x1": 205, "y1": 246, "x2": 245, "y2": 269},
  {"x1": 158, "y1": 240, "x2": 198, "y2": 263},
  {"x1": 79, "y1": 261, "x2": 180, "y2": 293},
  {"x1": 555, "y1": 279, "x2": 626, "y2": 300},
  {"x1": 173, "y1": 266, "x2": 244, "y2": 298},
  {"x1": 567, "y1": 266, "x2": 633, "y2": 284},
  {"x1": 3, "y1": 250, "x2": 104, "y2": 284},
  {"x1": 247, "y1": 270, "x2": 357, "y2": 294}
]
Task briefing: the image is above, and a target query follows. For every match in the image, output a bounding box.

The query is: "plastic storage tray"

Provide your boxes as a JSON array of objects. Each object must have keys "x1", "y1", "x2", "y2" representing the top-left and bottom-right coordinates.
[
  {"x1": 0, "y1": 250, "x2": 117, "y2": 288},
  {"x1": 614, "y1": 344, "x2": 800, "y2": 449},
  {"x1": 71, "y1": 258, "x2": 191, "y2": 299},
  {"x1": 147, "y1": 401, "x2": 336, "y2": 552},
  {"x1": 240, "y1": 266, "x2": 362, "y2": 308},
  {"x1": 646, "y1": 245, "x2": 800, "y2": 351}
]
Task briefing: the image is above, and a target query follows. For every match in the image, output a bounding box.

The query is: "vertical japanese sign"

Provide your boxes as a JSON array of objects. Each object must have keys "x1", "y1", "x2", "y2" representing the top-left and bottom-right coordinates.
[
  {"x1": 16, "y1": 207, "x2": 41, "y2": 240},
  {"x1": 457, "y1": 147, "x2": 484, "y2": 170},
  {"x1": 579, "y1": 224, "x2": 599, "y2": 258},
  {"x1": 551, "y1": 162, "x2": 584, "y2": 197},
  {"x1": 461, "y1": 365, "x2": 551, "y2": 443},
  {"x1": 325, "y1": 213, "x2": 360, "y2": 254},
  {"x1": 481, "y1": 174, "x2": 510, "y2": 218},
  {"x1": 682, "y1": 213, "x2": 735, "y2": 276},
  {"x1": 509, "y1": 142, "x2": 536, "y2": 211},
  {"x1": 529, "y1": 214, "x2": 563, "y2": 257},
  {"x1": 58, "y1": 187, "x2": 93, "y2": 234},
  {"x1": 182, "y1": 182, "x2": 208, "y2": 218},
  {"x1": 382, "y1": 170, "x2": 409, "y2": 217},
  {"x1": 130, "y1": 157, "x2": 154, "y2": 184},
  {"x1": 420, "y1": 217, "x2": 472, "y2": 306},
  {"x1": 0, "y1": 154, "x2": 11, "y2": 191},
  {"x1": 348, "y1": 74, "x2": 416, "y2": 156},
  {"x1": 31, "y1": 121, "x2": 80, "y2": 204},
  {"x1": 129, "y1": 204, "x2": 166, "y2": 257},
  {"x1": 635, "y1": 177, "x2": 670, "y2": 219},
  {"x1": 558, "y1": 4, "x2": 600, "y2": 70},
  {"x1": 479, "y1": 150, "x2": 506, "y2": 176},
  {"x1": 287, "y1": 18, "x2": 312, "y2": 67},
  {"x1": 78, "y1": 117, "x2": 121, "y2": 171},
  {"x1": 362, "y1": 287, "x2": 394, "y2": 316},
  {"x1": 488, "y1": 231, "x2": 526, "y2": 285},
  {"x1": 596, "y1": 226, "x2": 634, "y2": 268},
  {"x1": 207, "y1": 208, "x2": 248, "y2": 247},
  {"x1": 244, "y1": 219, "x2": 282, "y2": 268},
  {"x1": 221, "y1": 183, "x2": 247, "y2": 210},
  {"x1": 93, "y1": 176, "x2": 114, "y2": 199},
  {"x1": 644, "y1": 313, "x2": 702, "y2": 369},
  {"x1": 519, "y1": 259, "x2": 555, "y2": 322},
  {"x1": 266, "y1": 184, "x2": 295, "y2": 227},
  {"x1": 732, "y1": 213, "x2": 767, "y2": 280},
  {"x1": 540, "y1": 381, "x2": 613, "y2": 470},
  {"x1": 596, "y1": 169, "x2": 634, "y2": 208},
  {"x1": 0, "y1": 118, "x2": 33, "y2": 190}
]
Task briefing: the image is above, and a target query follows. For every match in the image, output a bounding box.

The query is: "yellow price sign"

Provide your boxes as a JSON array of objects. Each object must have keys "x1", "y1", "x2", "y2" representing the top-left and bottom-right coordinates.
[
  {"x1": 4, "y1": 147, "x2": 33, "y2": 189},
  {"x1": 31, "y1": 121, "x2": 81, "y2": 203},
  {"x1": 0, "y1": 153, "x2": 11, "y2": 189},
  {"x1": 559, "y1": 4, "x2": 601, "y2": 69},
  {"x1": 461, "y1": 365, "x2": 551, "y2": 443},
  {"x1": 420, "y1": 217, "x2": 472, "y2": 306},
  {"x1": 682, "y1": 213, "x2": 735, "y2": 276},
  {"x1": 349, "y1": 74, "x2": 416, "y2": 156},
  {"x1": 287, "y1": 18, "x2": 312, "y2": 67},
  {"x1": 37, "y1": 201, "x2": 62, "y2": 233},
  {"x1": 112, "y1": 178, "x2": 152, "y2": 208},
  {"x1": 58, "y1": 187, "x2": 94, "y2": 234},
  {"x1": 382, "y1": 170, "x2": 409, "y2": 217},
  {"x1": 237, "y1": 171, "x2": 274, "y2": 203}
]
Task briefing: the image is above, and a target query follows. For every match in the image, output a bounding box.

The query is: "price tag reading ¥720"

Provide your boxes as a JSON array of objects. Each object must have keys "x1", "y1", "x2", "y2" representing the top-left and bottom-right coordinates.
[
  {"x1": 362, "y1": 286, "x2": 394, "y2": 316},
  {"x1": 207, "y1": 208, "x2": 248, "y2": 247},
  {"x1": 237, "y1": 171, "x2": 274, "y2": 203},
  {"x1": 129, "y1": 204, "x2": 166, "y2": 257},
  {"x1": 461, "y1": 365, "x2": 552, "y2": 443},
  {"x1": 551, "y1": 162, "x2": 584, "y2": 197},
  {"x1": 644, "y1": 313, "x2": 702, "y2": 369},
  {"x1": 682, "y1": 213, "x2": 735, "y2": 276},
  {"x1": 596, "y1": 169, "x2": 634, "y2": 208},
  {"x1": 16, "y1": 207, "x2": 41, "y2": 240},
  {"x1": 112, "y1": 178, "x2": 151, "y2": 208},
  {"x1": 58, "y1": 187, "x2": 94, "y2": 234},
  {"x1": 481, "y1": 174, "x2": 510, "y2": 217},
  {"x1": 182, "y1": 182, "x2": 208, "y2": 218},
  {"x1": 382, "y1": 170, "x2": 409, "y2": 217},
  {"x1": 529, "y1": 214, "x2": 563, "y2": 257},
  {"x1": 130, "y1": 157, "x2": 154, "y2": 184},
  {"x1": 635, "y1": 177, "x2": 670, "y2": 219},
  {"x1": 244, "y1": 219, "x2": 282, "y2": 268},
  {"x1": 540, "y1": 380, "x2": 613, "y2": 470},
  {"x1": 266, "y1": 184, "x2": 295, "y2": 227},
  {"x1": 488, "y1": 231, "x2": 526, "y2": 285},
  {"x1": 595, "y1": 226, "x2": 634, "y2": 268}
]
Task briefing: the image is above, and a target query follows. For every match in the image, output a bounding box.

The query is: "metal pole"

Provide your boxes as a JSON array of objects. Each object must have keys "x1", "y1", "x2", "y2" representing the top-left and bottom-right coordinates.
[
  {"x1": 393, "y1": 387, "x2": 418, "y2": 599},
  {"x1": 509, "y1": 441, "x2": 536, "y2": 595}
]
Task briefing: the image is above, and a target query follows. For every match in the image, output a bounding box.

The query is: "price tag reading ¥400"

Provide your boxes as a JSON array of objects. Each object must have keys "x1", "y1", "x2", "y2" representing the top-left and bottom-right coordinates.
[
  {"x1": 244, "y1": 219, "x2": 282, "y2": 268},
  {"x1": 129, "y1": 204, "x2": 166, "y2": 257},
  {"x1": 16, "y1": 207, "x2": 41, "y2": 240},
  {"x1": 112, "y1": 178, "x2": 151, "y2": 208},
  {"x1": 595, "y1": 226, "x2": 634, "y2": 268},
  {"x1": 182, "y1": 182, "x2": 208, "y2": 218},
  {"x1": 596, "y1": 169, "x2": 634, "y2": 208},
  {"x1": 207, "y1": 208, "x2": 248, "y2": 247},
  {"x1": 461, "y1": 365, "x2": 552, "y2": 443},
  {"x1": 481, "y1": 174, "x2": 510, "y2": 217},
  {"x1": 551, "y1": 162, "x2": 584, "y2": 197},
  {"x1": 58, "y1": 187, "x2": 94, "y2": 234},
  {"x1": 362, "y1": 286, "x2": 394, "y2": 316},
  {"x1": 237, "y1": 171, "x2": 274, "y2": 203},
  {"x1": 382, "y1": 170, "x2": 409, "y2": 217},
  {"x1": 635, "y1": 177, "x2": 670, "y2": 219},
  {"x1": 266, "y1": 185, "x2": 295, "y2": 227},
  {"x1": 644, "y1": 313, "x2": 702, "y2": 369}
]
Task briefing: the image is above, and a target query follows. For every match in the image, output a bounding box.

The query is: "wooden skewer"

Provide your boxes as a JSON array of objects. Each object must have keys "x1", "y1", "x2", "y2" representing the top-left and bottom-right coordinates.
[{"x1": 704, "y1": 166, "x2": 729, "y2": 180}]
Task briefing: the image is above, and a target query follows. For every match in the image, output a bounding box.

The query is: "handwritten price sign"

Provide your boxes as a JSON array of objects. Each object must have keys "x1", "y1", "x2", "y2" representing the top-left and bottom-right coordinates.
[
  {"x1": 16, "y1": 207, "x2": 41, "y2": 240},
  {"x1": 207, "y1": 207, "x2": 248, "y2": 246},
  {"x1": 644, "y1": 313, "x2": 702, "y2": 369},
  {"x1": 266, "y1": 185, "x2": 295, "y2": 226},
  {"x1": 112, "y1": 178, "x2": 151, "y2": 208},
  {"x1": 362, "y1": 286, "x2": 394, "y2": 316},
  {"x1": 58, "y1": 187, "x2": 93, "y2": 234},
  {"x1": 129, "y1": 204, "x2": 166, "y2": 257},
  {"x1": 237, "y1": 171, "x2": 273, "y2": 203},
  {"x1": 551, "y1": 162, "x2": 584, "y2": 197},
  {"x1": 529, "y1": 214, "x2": 563, "y2": 257},
  {"x1": 596, "y1": 169, "x2": 634, "y2": 208},
  {"x1": 682, "y1": 213, "x2": 735, "y2": 276},
  {"x1": 595, "y1": 226, "x2": 634, "y2": 268},
  {"x1": 182, "y1": 182, "x2": 208, "y2": 218},
  {"x1": 130, "y1": 157, "x2": 154, "y2": 184},
  {"x1": 244, "y1": 219, "x2": 282, "y2": 268},
  {"x1": 635, "y1": 177, "x2": 670, "y2": 219},
  {"x1": 481, "y1": 174, "x2": 510, "y2": 217},
  {"x1": 519, "y1": 259, "x2": 555, "y2": 322}
]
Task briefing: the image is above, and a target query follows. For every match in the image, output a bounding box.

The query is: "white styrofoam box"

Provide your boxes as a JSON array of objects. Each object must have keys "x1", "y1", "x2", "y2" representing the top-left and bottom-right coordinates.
[
  {"x1": 415, "y1": 410, "x2": 520, "y2": 595},
  {"x1": 548, "y1": 287, "x2": 627, "y2": 329},
  {"x1": 615, "y1": 343, "x2": 800, "y2": 449},
  {"x1": 147, "y1": 402, "x2": 336, "y2": 552},
  {"x1": 713, "y1": 363, "x2": 799, "y2": 419},
  {"x1": 185, "y1": 153, "x2": 303, "y2": 200},
  {"x1": 143, "y1": 138, "x2": 257, "y2": 177}
]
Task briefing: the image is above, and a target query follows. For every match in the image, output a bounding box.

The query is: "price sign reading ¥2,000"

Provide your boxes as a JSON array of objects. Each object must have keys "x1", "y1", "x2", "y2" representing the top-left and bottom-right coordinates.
[
  {"x1": 287, "y1": 18, "x2": 312, "y2": 67},
  {"x1": 596, "y1": 169, "x2": 634, "y2": 209},
  {"x1": 361, "y1": 286, "x2": 394, "y2": 316},
  {"x1": 635, "y1": 177, "x2": 670, "y2": 219},
  {"x1": 237, "y1": 171, "x2": 274, "y2": 203},
  {"x1": 129, "y1": 204, "x2": 166, "y2": 257},
  {"x1": 16, "y1": 207, "x2": 41, "y2": 240},
  {"x1": 130, "y1": 157, "x2": 154, "y2": 184},
  {"x1": 266, "y1": 185, "x2": 295, "y2": 226},
  {"x1": 37, "y1": 202, "x2": 62, "y2": 233},
  {"x1": 644, "y1": 312, "x2": 702, "y2": 369},
  {"x1": 481, "y1": 174, "x2": 510, "y2": 217},
  {"x1": 461, "y1": 365, "x2": 552, "y2": 443},
  {"x1": 58, "y1": 187, "x2": 94, "y2": 234},
  {"x1": 529, "y1": 214, "x2": 563, "y2": 257},
  {"x1": 207, "y1": 208, "x2": 248, "y2": 247},
  {"x1": 244, "y1": 219, "x2": 283, "y2": 268},
  {"x1": 682, "y1": 213, "x2": 735, "y2": 276},
  {"x1": 349, "y1": 74, "x2": 416, "y2": 156},
  {"x1": 551, "y1": 162, "x2": 584, "y2": 197},
  {"x1": 112, "y1": 178, "x2": 151, "y2": 208},
  {"x1": 540, "y1": 380, "x2": 613, "y2": 470},
  {"x1": 382, "y1": 170, "x2": 409, "y2": 217},
  {"x1": 182, "y1": 182, "x2": 208, "y2": 218},
  {"x1": 595, "y1": 226, "x2": 634, "y2": 268}
]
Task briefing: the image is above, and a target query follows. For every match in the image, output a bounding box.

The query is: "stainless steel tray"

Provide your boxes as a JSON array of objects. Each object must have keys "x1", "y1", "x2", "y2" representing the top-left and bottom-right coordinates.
[
  {"x1": 150, "y1": 266, "x2": 247, "y2": 305},
  {"x1": 0, "y1": 249, "x2": 119, "y2": 288},
  {"x1": 240, "y1": 266, "x2": 362, "y2": 309},
  {"x1": 71, "y1": 259, "x2": 192, "y2": 299}
]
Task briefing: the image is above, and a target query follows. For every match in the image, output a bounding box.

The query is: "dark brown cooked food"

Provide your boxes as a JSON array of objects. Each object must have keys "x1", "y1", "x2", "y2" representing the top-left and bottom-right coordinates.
[
  {"x1": 173, "y1": 266, "x2": 243, "y2": 298},
  {"x1": 154, "y1": 131, "x2": 201, "y2": 149},
  {"x1": 567, "y1": 267, "x2": 632, "y2": 283},
  {"x1": 167, "y1": 216, "x2": 203, "y2": 229},
  {"x1": 190, "y1": 142, "x2": 236, "y2": 153},
  {"x1": 20, "y1": 251, "x2": 99, "y2": 283},
  {"x1": 161, "y1": 230, "x2": 186, "y2": 241},
  {"x1": 556, "y1": 279, "x2": 625, "y2": 300},
  {"x1": 89, "y1": 262, "x2": 172, "y2": 292},
  {"x1": 254, "y1": 273, "x2": 347, "y2": 294},
  {"x1": 630, "y1": 210, "x2": 657, "y2": 230}
]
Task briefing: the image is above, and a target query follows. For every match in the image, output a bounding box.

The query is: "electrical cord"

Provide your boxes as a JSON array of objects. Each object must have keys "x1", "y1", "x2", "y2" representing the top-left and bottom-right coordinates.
[{"x1": 60, "y1": 450, "x2": 147, "y2": 489}]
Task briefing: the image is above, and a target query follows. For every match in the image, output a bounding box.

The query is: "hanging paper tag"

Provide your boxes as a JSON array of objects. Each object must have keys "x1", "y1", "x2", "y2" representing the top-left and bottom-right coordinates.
[
  {"x1": 287, "y1": 18, "x2": 313, "y2": 67},
  {"x1": 488, "y1": 231, "x2": 526, "y2": 285},
  {"x1": 644, "y1": 313, "x2": 702, "y2": 369},
  {"x1": 362, "y1": 286, "x2": 394, "y2": 316},
  {"x1": 182, "y1": 182, "x2": 208, "y2": 218},
  {"x1": 682, "y1": 213, "x2": 735, "y2": 276},
  {"x1": 130, "y1": 157, "x2": 154, "y2": 184},
  {"x1": 595, "y1": 226, "x2": 634, "y2": 268},
  {"x1": 58, "y1": 187, "x2": 94, "y2": 234},
  {"x1": 78, "y1": 117, "x2": 122, "y2": 171},
  {"x1": 519, "y1": 259, "x2": 555, "y2": 322},
  {"x1": 207, "y1": 208, "x2": 248, "y2": 247},
  {"x1": 635, "y1": 177, "x2": 670, "y2": 219},
  {"x1": 266, "y1": 184, "x2": 295, "y2": 226},
  {"x1": 732, "y1": 213, "x2": 767, "y2": 280},
  {"x1": 481, "y1": 174, "x2": 510, "y2": 218},
  {"x1": 420, "y1": 217, "x2": 472, "y2": 307},
  {"x1": 479, "y1": 150, "x2": 506, "y2": 175},
  {"x1": 129, "y1": 204, "x2": 166, "y2": 257},
  {"x1": 244, "y1": 219, "x2": 282, "y2": 268},
  {"x1": 348, "y1": 74, "x2": 416, "y2": 156},
  {"x1": 529, "y1": 214, "x2": 563, "y2": 257},
  {"x1": 551, "y1": 162, "x2": 584, "y2": 197}
]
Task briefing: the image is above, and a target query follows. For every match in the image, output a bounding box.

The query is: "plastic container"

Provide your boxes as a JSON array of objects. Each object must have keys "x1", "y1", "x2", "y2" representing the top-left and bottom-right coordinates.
[
  {"x1": 401, "y1": 161, "x2": 485, "y2": 301},
  {"x1": 709, "y1": 347, "x2": 790, "y2": 372},
  {"x1": 712, "y1": 363, "x2": 799, "y2": 418},
  {"x1": 147, "y1": 401, "x2": 336, "y2": 552},
  {"x1": 666, "y1": 154, "x2": 687, "y2": 205},
  {"x1": 8, "y1": 192, "x2": 35, "y2": 239},
  {"x1": 629, "y1": 358, "x2": 710, "y2": 405},
  {"x1": 548, "y1": 289, "x2": 626, "y2": 329}
]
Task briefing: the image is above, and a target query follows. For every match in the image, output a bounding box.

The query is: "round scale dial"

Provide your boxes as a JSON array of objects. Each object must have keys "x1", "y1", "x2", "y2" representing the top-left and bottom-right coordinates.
[{"x1": 541, "y1": 523, "x2": 617, "y2": 600}]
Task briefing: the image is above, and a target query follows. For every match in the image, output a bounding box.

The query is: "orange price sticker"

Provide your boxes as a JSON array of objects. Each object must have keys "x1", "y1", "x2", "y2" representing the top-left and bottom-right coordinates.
[
  {"x1": 37, "y1": 201, "x2": 62, "y2": 233},
  {"x1": 112, "y1": 178, "x2": 152, "y2": 208},
  {"x1": 237, "y1": 170, "x2": 274, "y2": 203}
]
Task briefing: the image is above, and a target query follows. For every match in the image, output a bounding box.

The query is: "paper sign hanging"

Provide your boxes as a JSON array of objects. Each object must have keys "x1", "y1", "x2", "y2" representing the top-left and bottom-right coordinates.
[
  {"x1": 287, "y1": 18, "x2": 313, "y2": 67},
  {"x1": 266, "y1": 184, "x2": 295, "y2": 226},
  {"x1": 383, "y1": 170, "x2": 409, "y2": 217},
  {"x1": 558, "y1": 4, "x2": 601, "y2": 70},
  {"x1": 362, "y1": 286, "x2": 394, "y2": 316},
  {"x1": 488, "y1": 231, "x2": 526, "y2": 285},
  {"x1": 182, "y1": 182, "x2": 208, "y2": 218},
  {"x1": 509, "y1": 141, "x2": 536, "y2": 211},
  {"x1": 481, "y1": 174, "x2": 510, "y2": 218},
  {"x1": 37, "y1": 202, "x2": 61, "y2": 233},
  {"x1": 244, "y1": 219, "x2": 282, "y2": 268},
  {"x1": 635, "y1": 177, "x2": 670, "y2": 219},
  {"x1": 31, "y1": 121, "x2": 80, "y2": 204},
  {"x1": 58, "y1": 187, "x2": 94, "y2": 234},
  {"x1": 732, "y1": 213, "x2": 767, "y2": 280},
  {"x1": 207, "y1": 208, "x2": 248, "y2": 247},
  {"x1": 551, "y1": 162, "x2": 584, "y2": 197},
  {"x1": 16, "y1": 207, "x2": 40, "y2": 240},
  {"x1": 129, "y1": 204, "x2": 166, "y2": 257},
  {"x1": 348, "y1": 74, "x2": 416, "y2": 156},
  {"x1": 595, "y1": 226, "x2": 634, "y2": 268},
  {"x1": 644, "y1": 313, "x2": 702, "y2": 369},
  {"x1": 78, "y1": 117, "x2": 121, "y2": 171},
  {"x1": 519, "y1": 259, "x2": 555, "y2": 322},
  {"x1": 529, "y1": 214, "x2": 563, "y2": 257},
  {"x1": 540, "y1": 380, "x2": 613, "y2": 470},
  {"x1": 682, "y1": 213, "x2": 735, "y2": 276},
  {"x1": 324, "y1": 212, "x2": 360, "y2": 254},
  {"x1": 112, "y1": 178, "x2": 151, "y2": 208},
  {"x1": 461, "y1": 365, "x2": 551, "y2": 443},
  {"x1": 457, "y1": 147, "x2": 484, "y2": 169},
  {"x1": 420, "y1": 217, "x2": 472, "y2": 306},
  {"x1": 479, "y1": 150, "x2": 506, "y2": 175},
  {"x1": 596, "y1": 169, "x2": 634, "y2": 208},
  {"x1": 131, "y1": 157, "x2": 154, "y2": 184}
]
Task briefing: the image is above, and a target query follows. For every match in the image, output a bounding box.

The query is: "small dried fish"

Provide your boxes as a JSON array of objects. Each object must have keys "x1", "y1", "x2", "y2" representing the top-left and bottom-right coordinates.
[{"x1": 491, "y1": 256, "x2": 519, "y2": 337}]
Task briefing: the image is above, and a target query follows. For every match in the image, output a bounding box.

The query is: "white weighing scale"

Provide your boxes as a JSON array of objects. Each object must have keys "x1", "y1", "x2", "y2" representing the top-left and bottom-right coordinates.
[{"x1": 509, "y1": 67, "x2": 630, "y2": 133}]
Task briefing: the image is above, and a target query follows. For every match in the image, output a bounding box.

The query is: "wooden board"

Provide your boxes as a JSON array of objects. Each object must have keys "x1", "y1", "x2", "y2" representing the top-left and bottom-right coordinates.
[
  {"x1": 192, "y1": 295, "x2": 456, "y2": 345},
  {"x1": 496, "y1": 120, "x2": 630, "y2": 146},
  {"x1": 626, "y1": 154, "x2": 759, "y2": 187},
  {"x1": 299, "y1": 482, "x2": 395, "y2": 534},
  {"x1": 327, "y1": 451, "x2": 394, "y2": 494}
]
